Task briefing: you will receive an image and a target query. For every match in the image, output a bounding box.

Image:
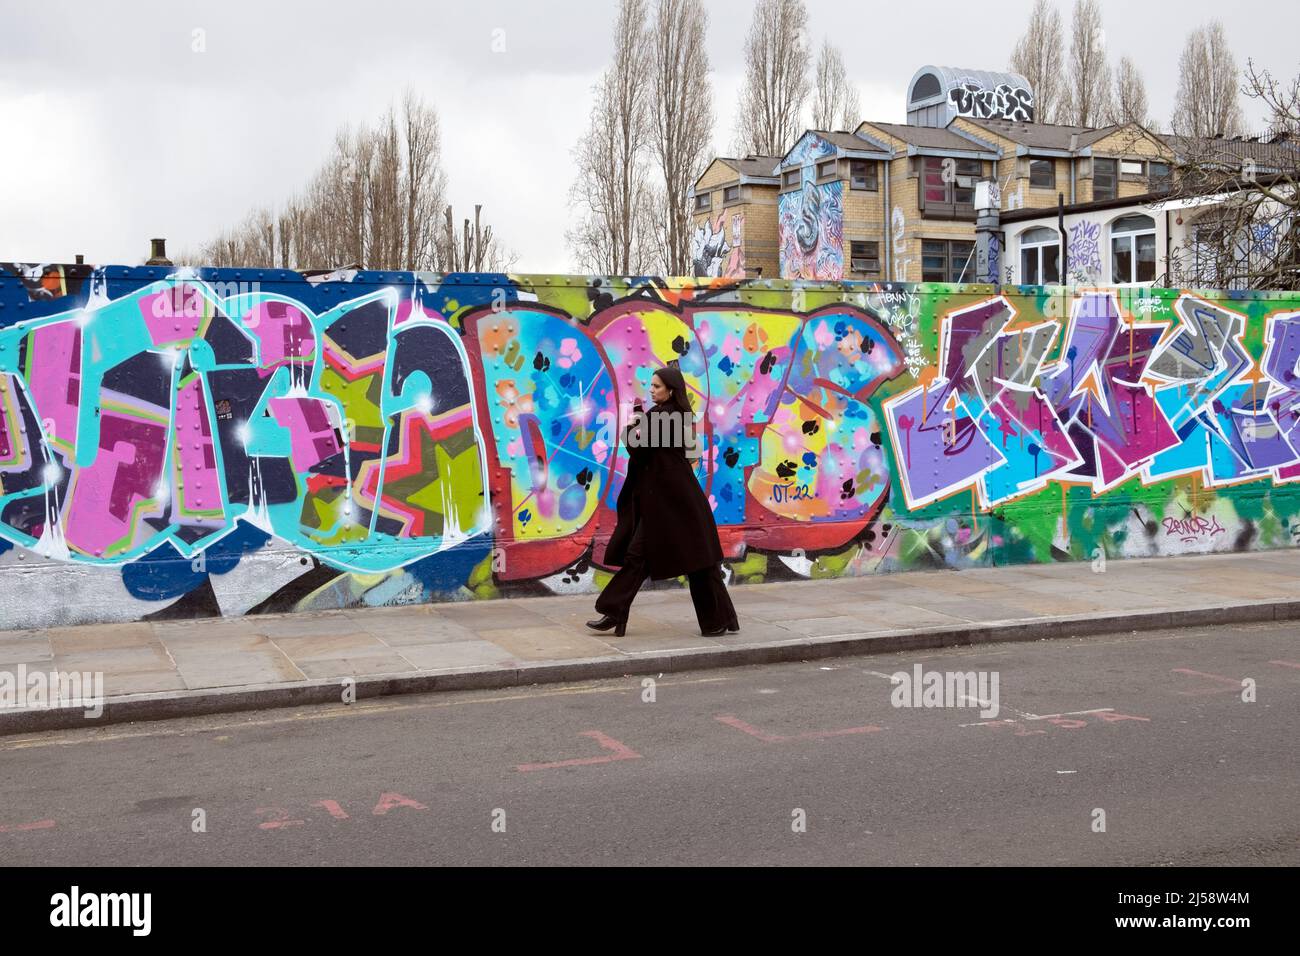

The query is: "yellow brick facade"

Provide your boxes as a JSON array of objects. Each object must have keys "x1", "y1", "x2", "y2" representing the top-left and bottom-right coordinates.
[
  {"x1": 1074, "y1": 128, "x2": 1172, "y2": 204},
  {"x1": 853, "y1": 123, "x2": 991, "y2": 283},
  {"x1": 690, "y1": 159, "x2": 780, "y2": 277}
]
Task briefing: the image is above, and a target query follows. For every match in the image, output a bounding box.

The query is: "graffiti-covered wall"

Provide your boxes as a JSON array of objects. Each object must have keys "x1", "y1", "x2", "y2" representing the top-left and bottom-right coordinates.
[{"x1": 1, "y1": 262, "x2": 1299, "y2": 628}]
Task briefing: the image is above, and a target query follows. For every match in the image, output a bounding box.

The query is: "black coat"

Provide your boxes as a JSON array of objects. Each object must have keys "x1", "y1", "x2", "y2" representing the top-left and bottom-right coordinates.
[{"x1": 603, "y1": 402, "x2": 725, "y2": 581}]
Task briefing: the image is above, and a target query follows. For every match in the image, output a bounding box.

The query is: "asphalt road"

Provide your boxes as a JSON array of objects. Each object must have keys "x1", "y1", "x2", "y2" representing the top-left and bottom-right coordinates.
[{"x1": 2, "y1": 620, "x2": 1296, "y2": 866}]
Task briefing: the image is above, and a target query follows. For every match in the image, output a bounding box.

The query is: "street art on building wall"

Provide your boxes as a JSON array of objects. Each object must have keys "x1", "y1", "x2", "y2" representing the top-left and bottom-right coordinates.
[
  {"x1": 779, "y1": 179, "x2": 845, "y2": 279},
  {"x1": 692, "y1": 212, "x2": 744, "y2": 278},
  {"x1": 1067, "y1": 220, "x2": 1103, "y2": 283},
  {"x1": 948, "y1": 81, "x2": 1034, "y2": 123},
  {"x1": 778, "y1": 135, "x2": 845, "y2": 280},
  {"x1": 2, "y1": 262, "x2": 1300, "y2": 629}
]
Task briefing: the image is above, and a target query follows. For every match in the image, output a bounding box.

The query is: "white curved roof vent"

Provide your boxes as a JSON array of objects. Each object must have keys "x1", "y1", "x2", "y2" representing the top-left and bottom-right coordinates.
[{"x1": 907, "y1": 65, "x2": 1034, "y2": 127}]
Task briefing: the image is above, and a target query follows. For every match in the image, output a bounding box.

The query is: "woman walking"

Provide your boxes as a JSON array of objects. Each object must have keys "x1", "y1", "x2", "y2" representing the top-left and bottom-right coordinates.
[{"x1": 588, "y1": 366, "x2": 739, "y2": 638}]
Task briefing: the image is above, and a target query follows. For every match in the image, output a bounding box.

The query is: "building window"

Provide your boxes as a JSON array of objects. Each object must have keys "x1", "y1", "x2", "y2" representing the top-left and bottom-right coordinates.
[
  {"x1": 1120, "y1": 159, "x2": 1145, "y2": 176},
  {"x1": 1019, "y1": 226, "x2": 1061, "y2": 285},
  {"x1": 1111, "y1": 214, "x2": 1157, "y2": 284},
  {"x1": 849, "y1": 160, "x2": 877, "y2": 190},
  {"x1": 921, "y1": 157, "x2": 981, "y2": 218},
  {"x1": 817, "y1": 159, "x2": 837, "y2": 179},
  {"x1": 922, "y1": 239, "x2": 976, "y2": 283},
  {"x1": 782, "y1": 169, "x2": 800, "y2": 188},
  {"x1": 693, "y1": 193, "x2": 711, "y2": 212},
  {"x1": 1149, "y1": 161, "x2": 1172, "y2": 194},
  {"x1": 1093, "y1": 158, "x2": 1118, "y2": 200},
  {"x1": 1029, "y1": 159, "x2": 1055, "y2": 189},
  {"x1": 923, "y1": 157, "x2": 980, "y2": 203},
  {"x1": 850, "y1": 241, "x2": 881, "y2": 277},
  {"x1": 723, "y1": 185, "x2": 741, "y2": 203}
]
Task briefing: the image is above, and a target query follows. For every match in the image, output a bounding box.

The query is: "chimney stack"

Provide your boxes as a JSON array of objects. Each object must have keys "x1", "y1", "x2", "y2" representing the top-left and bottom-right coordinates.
[
  {"x1": 74, "y1": 254, "x2": 84, "y2": 265},
  {"x1": 146, "y1": 238, "x2": 173, "y2": 266}
]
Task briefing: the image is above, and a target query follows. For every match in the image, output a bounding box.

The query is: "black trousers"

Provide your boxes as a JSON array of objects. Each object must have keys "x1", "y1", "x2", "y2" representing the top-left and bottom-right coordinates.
[{"x1": 595, "y1": 519, "x2": 737, "y2": 631}]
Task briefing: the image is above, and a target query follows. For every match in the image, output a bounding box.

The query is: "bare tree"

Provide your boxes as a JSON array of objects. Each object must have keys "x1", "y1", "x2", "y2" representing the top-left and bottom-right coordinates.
[
  {"x1": 567, "y1": 0, "x2": 654, "y2": 273},
  {"x1": 1008, "y1": 0, "x2": 1064, "y2": 124},
  {"x1": 1248, "y1": 59, "x2": 1300, "y2": 140},
  {"x1": 809, "y1": 39, "x2": 861, "y2": 130},
  {"x1": 441, "y1": 204, "x2": 517, "y2": 273},
  {"x1": 1110, "y1": 55, "x2": 1151, "y2": 127},
  {"x1": 1171, "y1": 21, "x2": 1245, "y2": 138},
  {"x1": 1160, "y1": 59, "x2": 1300, "y2": 290},
  {"x1": 650, "y1": 0, "x2": 715, "y2": 276},
  {"x1": 193, "y1": 89, "x2": 501, "y2": 272},
  {"x1": 402, "y1": 90, "x2": 449, "y2": 269},
  {"x1": 1064, "y1": 0, "x2": 1112, "y2": 127},
  {"x1": 734, "y1": 0, "x2": 810, "y2": 155}
]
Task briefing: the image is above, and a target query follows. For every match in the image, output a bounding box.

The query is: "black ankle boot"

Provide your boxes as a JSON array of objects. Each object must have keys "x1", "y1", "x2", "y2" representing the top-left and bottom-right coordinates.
[{"x1": 586, "y1": 614, "x2": 627, "y2": 637}]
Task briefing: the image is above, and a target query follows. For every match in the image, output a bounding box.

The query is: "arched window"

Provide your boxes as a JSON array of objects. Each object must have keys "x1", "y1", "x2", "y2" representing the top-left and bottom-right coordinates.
[
  {"x1": 1019, "y1": 226, "x2": 1060, "y2": 285},
  {"x1": 1111, "y1": 214, "x2": 1156, "y2": 284}
]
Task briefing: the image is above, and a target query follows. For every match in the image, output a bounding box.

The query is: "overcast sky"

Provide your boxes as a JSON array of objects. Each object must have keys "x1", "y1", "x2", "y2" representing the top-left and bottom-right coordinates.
[{"x1": 2, "y1": 0, "x2": 1296, "y2": 272}]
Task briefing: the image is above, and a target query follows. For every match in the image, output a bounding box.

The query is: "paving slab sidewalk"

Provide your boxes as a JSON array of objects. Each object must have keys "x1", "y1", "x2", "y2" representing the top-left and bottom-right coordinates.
[{"x1": 3, "y1": 549, "x2": 1299, "y2": 735}]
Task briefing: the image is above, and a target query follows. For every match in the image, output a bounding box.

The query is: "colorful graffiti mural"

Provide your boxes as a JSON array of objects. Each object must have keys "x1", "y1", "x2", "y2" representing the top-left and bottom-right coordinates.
[
  {"x1": 779, "y1": 135, "x2": 844, "y2": 280},
  {"x1": 2, "y1": 263, "x2": 1299, "y2": 628}
]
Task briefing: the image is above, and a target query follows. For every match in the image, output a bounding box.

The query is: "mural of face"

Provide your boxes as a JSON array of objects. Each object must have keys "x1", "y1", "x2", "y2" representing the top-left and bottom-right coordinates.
[{"x1": 794, "y1": 180, "x2": 822, "y2": 254}]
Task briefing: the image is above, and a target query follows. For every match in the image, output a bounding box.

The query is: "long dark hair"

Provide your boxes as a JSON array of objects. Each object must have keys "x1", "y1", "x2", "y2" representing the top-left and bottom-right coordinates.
[{"x1": 653, "y1": 365, "x2": 694, "y2": 415}]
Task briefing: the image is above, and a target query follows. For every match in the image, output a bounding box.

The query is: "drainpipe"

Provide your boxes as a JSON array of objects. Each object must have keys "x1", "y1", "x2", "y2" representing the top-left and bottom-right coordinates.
[
  {"x1": 1058, "y1": 193, "x2": 1068, "y2": 279},
  {"x1": 882, "y1": 155, "x2": 892, "y2": 281},
  {"x1": 1068, "y1": 134, "x2": 1078, "y2": 204}
]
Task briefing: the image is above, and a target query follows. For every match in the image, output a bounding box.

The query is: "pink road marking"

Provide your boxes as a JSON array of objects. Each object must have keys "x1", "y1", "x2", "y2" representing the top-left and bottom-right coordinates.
[
  {"x1": 0, "y1": 818, "x2": 55, "y2": 833},
  {"x1": 1268, "y1": 660, "x2": 1300, "y2": 669},
  {"x1": 1172, "y1": 668, "x2": 1242, "y2": 695},
  {"x1": 255, "y1": 807, "x2": 305, "y2": 830},
  {"x1": 372, "y1": 793, "x2": 429, "y2": 816},
  {"x1": 716, "y1": 715, "x2": 784, "y2": 742},
  {"x1": 311, "y1": 800, "x2": 350, "y2": 820},
  {"x1": 715, "y1": 715, "x2": 882, "y2": 742},
  {"x1": 516, "y1": 730, "x2": 642, "y2": 772}
]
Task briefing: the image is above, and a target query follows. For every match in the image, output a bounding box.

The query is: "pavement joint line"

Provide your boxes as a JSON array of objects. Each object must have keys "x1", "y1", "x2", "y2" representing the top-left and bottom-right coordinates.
[{"x1": 4, "y1": 589, "x2": 1300, "y2": 739}]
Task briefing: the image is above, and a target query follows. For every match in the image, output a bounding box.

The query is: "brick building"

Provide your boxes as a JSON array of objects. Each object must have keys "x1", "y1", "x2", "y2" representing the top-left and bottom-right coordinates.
[
  {"x1": 690, "y1": 155, "x2": 781, "y2": 278},
  {"x1": 689, "y1": 64, "x2": 1184, "y2": 285}
]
